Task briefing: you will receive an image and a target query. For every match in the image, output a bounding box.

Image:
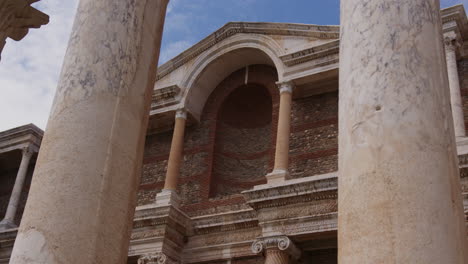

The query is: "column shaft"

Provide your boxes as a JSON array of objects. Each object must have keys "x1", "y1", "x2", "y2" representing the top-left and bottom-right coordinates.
[
  {"x1": 10, "y1": 0, "x2": 169, "y2": 263},
  {"x1": 339, "y1": 0, "x2": 468, "y2": 263},
  {"x1": 164, "y1": 110, "x2": 187, "y2": 190},
  {"x1": 0, "y1": 148, "x2": 33, "y2": 228},
  {"x1": 273, "y1": 83, "x2": 293, "y2": 171},
  {"x1": 445, "y1": 37, "x2": 466, "y2": 137},
  {"x1": 264, "y1": 249, "x2": 289, "y2": 264}
]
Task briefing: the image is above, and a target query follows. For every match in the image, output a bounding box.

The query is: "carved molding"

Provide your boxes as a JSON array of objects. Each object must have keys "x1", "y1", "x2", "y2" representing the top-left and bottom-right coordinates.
[
  {"x1": 251, "y1": 235, "x2": 301, "y2": 259},
  {"x1": 280, "y1": 39, "x2": 339, "y2": 67},
  {"x1": 0, "y1": 0, "x2": 49, "y2": 60},
  {"x1": 138, "y1": 253, "x2": 168, "y2": 264},
  {"x1": 243, "y1": 174, "x2": 338, "y2": 210},
  {"x1": 151, "y1": 85, "x2": 181, "y2": 110}
]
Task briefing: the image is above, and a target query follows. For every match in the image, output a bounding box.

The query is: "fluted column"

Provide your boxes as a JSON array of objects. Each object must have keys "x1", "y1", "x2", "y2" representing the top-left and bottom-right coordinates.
[
  {"x1": 251, "y1": 235, "x2": 300, "y2": 264},
  {"x1": 267, "y1": 81, "x2": 294, "y2": 183},
  {"x1": 444, "y1": 32, "x2": 466, "y2": 138},
  {"x1": 10, "y1": 0, "x2": 169, "y2": 263},
  {"x1": 339, "y1": 0, "x2": 468, "y2": 263},
  {"x1": 0, "y1": 147, "x2": 33, "y2": 230},
  {"x1": 163, "y1": 109, "x2": 187, "y2": 190}
]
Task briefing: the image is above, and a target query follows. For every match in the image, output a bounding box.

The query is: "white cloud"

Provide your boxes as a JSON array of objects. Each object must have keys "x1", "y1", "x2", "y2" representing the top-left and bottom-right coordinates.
[{"x1": 0, "y1": 0, "x2": 79, "y2": 131}]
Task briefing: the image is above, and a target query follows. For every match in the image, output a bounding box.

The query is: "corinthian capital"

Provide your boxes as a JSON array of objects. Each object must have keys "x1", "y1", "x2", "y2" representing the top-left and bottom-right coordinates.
[
  {"x1": 444, "y1": 31, "x2": 461, "y2": 52},
  {"x1": 137, "y1": 253, "x2": 167, "y2": 264},
  {"x1": 251, "y1": 235, "x2": 300, "y2": 259},
  {"x1": 276, "y1": 81, "x2": 294, "y2": 94}
]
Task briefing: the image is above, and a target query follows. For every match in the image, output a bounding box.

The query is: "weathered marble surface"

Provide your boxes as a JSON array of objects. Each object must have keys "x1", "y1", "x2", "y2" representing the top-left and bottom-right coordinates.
[
  {"x1": 9, "y1": 0, "x2": 168, "y2": 263},
  {"x1": 339, "y1": 0, "x2": 468, "y2": 263}
]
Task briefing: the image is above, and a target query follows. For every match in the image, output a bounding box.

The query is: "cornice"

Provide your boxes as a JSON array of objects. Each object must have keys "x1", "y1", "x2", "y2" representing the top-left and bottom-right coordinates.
[
  {"x1": 151, "y1": 85, "x2": 181, "y2": 110},
  {"x1": 0, "y1": 123, "x2": 43, "y2": 153},
  {"x1": 156, "y1": 22, "x2": 339, "y2": 81},
  {"x1": 243, "y1": 173, "x2": 338, "y2": 210},
  {"x1": 191, "y1": 209, "x2": 258, "y2": 235},
  {"x1": 280, "y1": 39, "x2": 339, "y2": 67},
  {"x1": 441, "y1": 5, "x2": 468, "y2": 39}
]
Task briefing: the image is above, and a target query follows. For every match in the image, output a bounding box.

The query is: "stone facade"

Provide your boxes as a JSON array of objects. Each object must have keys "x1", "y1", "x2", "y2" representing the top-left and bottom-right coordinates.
[{"x1": 2, "y1": 4, "x2": 468, "y2": 264}]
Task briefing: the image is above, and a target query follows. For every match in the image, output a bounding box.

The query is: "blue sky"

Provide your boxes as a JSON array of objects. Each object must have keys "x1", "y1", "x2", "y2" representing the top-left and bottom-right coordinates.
[{"x1": 0, "y1": 0, "x2": 465, "y2": 131}]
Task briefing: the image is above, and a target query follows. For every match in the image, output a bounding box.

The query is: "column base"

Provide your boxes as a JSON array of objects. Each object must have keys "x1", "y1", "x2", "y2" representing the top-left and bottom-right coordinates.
[
  {"x1": 266, "y1": 169, "x2": 290, "y2": 184},
  {"x1": 155, "y1": 189, "x2": 180, "y2": 208},
  {"x1": 0, "y1": 219, "x2": 17, "y2": 230}
]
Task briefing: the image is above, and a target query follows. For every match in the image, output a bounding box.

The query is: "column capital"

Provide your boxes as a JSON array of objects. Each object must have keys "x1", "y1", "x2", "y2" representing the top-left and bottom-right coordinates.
[
  {"x1": 444, "y1": 31, "x2": 461, "y2": 53},
  {"x1": 276, "y1": 81, "x2": 294, "y2": 94},
  {"x1": 137, "y1": 253, "x2": 167, "y2": 264},
  {"x1": 251, "y1": 235, "x2": 300, "y2": 259},
  {"x1": 175, "y1": 109, "x2": 187, "y2": 120},
  {"x1": 21, "y1": 146, "x2": 34, "y2": 158}
]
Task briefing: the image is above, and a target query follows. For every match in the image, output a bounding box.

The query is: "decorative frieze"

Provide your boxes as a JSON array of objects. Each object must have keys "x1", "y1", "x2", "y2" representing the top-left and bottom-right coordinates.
[
  {"x1": 151, "y1": 85, "x2": 181, "y2": 109},
  {"x1": 138, "y1": 253, "x2": 168, "y2": 264}
]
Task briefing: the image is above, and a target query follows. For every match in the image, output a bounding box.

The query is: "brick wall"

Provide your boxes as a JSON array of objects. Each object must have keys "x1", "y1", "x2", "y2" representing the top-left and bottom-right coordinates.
[
  {"x1": 290, "y1": 91, "x2": 338, "y2": 178},
  {"x1": 138, "y1": 65, "x2": 340, "y2": 215},
  {"x1": 211, "y1": 83, "x2": 273, "y2": 197}
]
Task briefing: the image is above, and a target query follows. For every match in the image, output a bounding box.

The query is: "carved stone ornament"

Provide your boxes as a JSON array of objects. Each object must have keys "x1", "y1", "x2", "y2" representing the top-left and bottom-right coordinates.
[
  {"x1": 251, "y1": 235, "x2": 301, "y2": 259},
  {"x1": 137, "y1": 253, "x2": 167, "y2": 264},
  {"x1": 444, "y1": 32, "x2": 460, "y2": 52},
  {"x1": 277, "y1": 81, "x2": 294, "y2": 94}
]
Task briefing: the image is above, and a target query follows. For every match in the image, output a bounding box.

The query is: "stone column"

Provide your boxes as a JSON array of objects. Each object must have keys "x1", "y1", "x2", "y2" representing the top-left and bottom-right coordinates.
[
  {"x1": 0, "y1": 147, "x2": 33, "y2": 230},
  {"x1": 163, "y1": 109, "x2": 187, "y2": 190},
  {"x1": 156, "y1": 109, "x2": 187, "y2": 206},
  {"x1": 10, "y1": 0, "x2": 169, "y2": 263},
  {"x1": 444, "y1": 32, "x2": 466, "y2": 138},
  {"x1": 251, "y1": 236, "x2": 300, "y2": 264},
  {"x1": 339, "y1": 0, "x2": 468, "y2": 263},
  {"x1": 266, "y1": 81, "x2": 294, "y2": 183}
]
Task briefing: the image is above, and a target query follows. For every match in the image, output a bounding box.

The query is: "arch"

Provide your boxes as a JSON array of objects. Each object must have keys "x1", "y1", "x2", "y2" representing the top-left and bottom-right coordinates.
[{"x1": 180, "y1": 34, "x2": 285, "y2": 121}]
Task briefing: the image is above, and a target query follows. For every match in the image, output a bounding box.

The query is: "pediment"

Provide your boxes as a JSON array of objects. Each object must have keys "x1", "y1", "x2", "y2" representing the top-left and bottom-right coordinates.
[{"x1": 156, "y1": 22, "x2": 340, "y2": 81}]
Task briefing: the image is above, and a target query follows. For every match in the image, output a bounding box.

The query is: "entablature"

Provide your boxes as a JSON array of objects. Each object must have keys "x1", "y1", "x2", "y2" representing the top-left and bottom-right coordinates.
[{"x1": 0, "y1": 124, "x2": 42, "y2": 154}]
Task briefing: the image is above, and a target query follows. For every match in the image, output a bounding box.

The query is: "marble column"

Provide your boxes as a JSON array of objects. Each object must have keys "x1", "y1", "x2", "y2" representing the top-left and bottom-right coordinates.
[
  {"x1": 10, "y1": 0, "x2": 169, "y2": 263},
  {"x1": 163, "y1": 109, "x2": 187, "y2": 190},
  {"x1": 444, "y1": 32, "x2": 466, "y2": 138},
  {"x1": 0, "y1": 147, "x2": 33, "y2": 230},
  {"x1": 266, "y1": 81, "x2": 294, "y2": 183},
  {"x1": 251, "y1": 236, "x2": 300, "y2": 264},
  {"x1": 339, "y1": 0, "x2": 468, "y2": 263}
]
